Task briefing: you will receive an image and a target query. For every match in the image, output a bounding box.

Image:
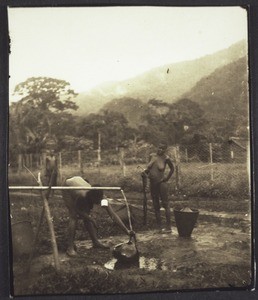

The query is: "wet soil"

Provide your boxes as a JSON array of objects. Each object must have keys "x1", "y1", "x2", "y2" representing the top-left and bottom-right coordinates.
[
  {"x1": 12, "y1": 223, "x2": 251, "y2": 295},
  {"x1": 10, "y1": 191, "x2": 252, "y2": 295}
]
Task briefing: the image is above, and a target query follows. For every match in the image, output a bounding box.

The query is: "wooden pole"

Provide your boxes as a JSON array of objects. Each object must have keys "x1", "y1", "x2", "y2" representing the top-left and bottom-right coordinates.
[
  {"x1": 97, "y1": 132, "x2": 101, "y2": 176},
  {"x1": 209, "y1": 143, "x2": 214, "y2": 181},
  {"x1": 58, "y1": 152, "x2": 62, "y2": 183},
  {"x1": 37, "y1": 173, "x2": 60, "y2": 271},
  {"x1": 78, "y1": 150, "x2": 81, "y2": 169},
  {"x1": 119, "y1": 147, "x2": 126, "y2": 177},
  {"x1": 121, "y1": 190, "x2": 133, "y2": 231},
  {"x1": 185, "y1": 148, "x2": 188, "y2": 163},
  {"x1": 78, "y1": 150, "x2": 84, "y2": 175},
  {"x1": 25, "y1": 168, "x2": 61, "y2": 273},
  {"x1": 25, "y1": 154, "x2": 29, "y2": 168},
  {"x1": 29, "y1": 154, "x2": 33, "y2": 168},
  {"x1": 36, "y1": 153, "x2": 40, "y2": 168},
  {"x1": 39, "y1": 154, "x2": 42, "y2": 167},
  {"x1": 9, "y1": 186, "x2": 122, "y2": 191},
  {"x1": 42, "y1": 152, "x2": 47, "y2": 170},
  {"x1": 231, "y1": 149, "x2": 234, "y2": 160},
  {"x1": 141, "y1": 175, "x2": 148, "y2": 225},
  {"x1": 17, "y1": 154, "x2": 23, "y2": 173},
  {"x1": 176, "y1": 146, "x2": 181, "y2": 188},
  {"x1": 97, "y1": 132, "x2": 101, "y2": 163}
]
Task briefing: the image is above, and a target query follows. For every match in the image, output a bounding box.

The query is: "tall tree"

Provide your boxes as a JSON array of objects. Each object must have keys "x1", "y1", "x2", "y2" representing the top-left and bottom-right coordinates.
[{"x1": 10, "y1": 77, "x2": 78, "y2": 153}]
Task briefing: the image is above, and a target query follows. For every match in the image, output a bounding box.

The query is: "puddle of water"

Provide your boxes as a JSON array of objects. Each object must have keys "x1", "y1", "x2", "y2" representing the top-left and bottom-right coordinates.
[{"x1": 104, "y1": 256, "x2": 176, "y2": 271}]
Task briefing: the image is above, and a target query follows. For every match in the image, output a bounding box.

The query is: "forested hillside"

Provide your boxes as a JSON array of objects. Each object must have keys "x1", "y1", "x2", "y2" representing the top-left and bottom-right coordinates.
[
  {"x1": 98, "y1": 55, "x2": 248, "y2": 139},
  {"x1": 74, "y1": 40, "x2": 247, "y2": 115},
  {"x1": 182, "y1": 56, "x2": 249, "y2": 138}
]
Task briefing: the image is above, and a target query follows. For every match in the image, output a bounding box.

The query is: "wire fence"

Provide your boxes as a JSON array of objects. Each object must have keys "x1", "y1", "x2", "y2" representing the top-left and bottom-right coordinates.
[{"x1": 9, "y1": 141, "x2": 250, "y2": 190}]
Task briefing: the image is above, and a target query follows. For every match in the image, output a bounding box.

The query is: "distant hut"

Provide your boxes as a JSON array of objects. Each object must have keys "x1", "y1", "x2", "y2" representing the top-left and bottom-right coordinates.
[{"x1": 228, "y1": 137, "x2": 248, "y2": 163}]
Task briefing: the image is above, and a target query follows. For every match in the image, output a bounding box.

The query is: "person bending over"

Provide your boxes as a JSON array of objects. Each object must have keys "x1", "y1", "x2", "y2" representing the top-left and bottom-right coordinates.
[{"x1": 62, "y1": 176, "x2": 134, "y2": 256}]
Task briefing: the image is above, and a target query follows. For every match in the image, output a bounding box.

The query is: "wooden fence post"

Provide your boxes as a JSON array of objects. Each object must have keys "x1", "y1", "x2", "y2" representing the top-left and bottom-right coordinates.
[
  {"x1": 209, "y1": 143, "x2": 214, "y2": 181},
  {"x1": 35, "y1": 153, "x2": 40, "y2": 168},
  {"x1": 185, "y1": 148, "x2": 188, "y2": 163},
  {"x1": 39, "y1": 154, "x2": 42, "y2": 167},
  {"x1": 78, "y1": 150, "x2": 81, "y2": 169},
  {"x1": 42, "y1": 152, "x2": 47, "y2": 170},
  {"x1": 29, "y1": 154, "x2": 33, "y2": 168},
  {"x1": 78, "y1": 150, "x2": 84, "y2": 175},
  {"x1": 97, "y1": 132, "x2": 101, "y2": 175},
  {"x1": 119, "y1": 146, "x2": 126, "y2": 177},
  {"x1": 17, "y1": 154, "x2": 23, "y2": 173},
  {"x1": 25, "y1": 154, "x2": 29, "y2": 168},
  {"x1": 58, "y1": 152, "x2": 62, "y2": 184}
]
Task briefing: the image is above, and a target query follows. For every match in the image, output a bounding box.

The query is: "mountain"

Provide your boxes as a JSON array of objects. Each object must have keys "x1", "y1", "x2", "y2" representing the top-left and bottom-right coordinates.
[
  {"x1": 182, "y1": 56, "x2": 249, "y2": 122},
  {"x1": 74, "y1": 40, "x2": 247, "y2": 115},
  {"x1": 97, "y1": 55, "x2": 249, "y2": 133}
]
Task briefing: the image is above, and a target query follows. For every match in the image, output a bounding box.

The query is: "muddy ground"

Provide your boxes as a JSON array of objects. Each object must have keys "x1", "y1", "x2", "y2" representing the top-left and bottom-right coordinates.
[{"x1": 10, "y1": 192, "x2": 252, "y2": 296}]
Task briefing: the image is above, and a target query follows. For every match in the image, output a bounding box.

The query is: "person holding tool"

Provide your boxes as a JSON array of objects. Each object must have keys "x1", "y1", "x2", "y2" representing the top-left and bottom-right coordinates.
[
  {"x1": 62, "y1": 176, "x2": 135, "y2": 256},
  {"x1": 142, "y1": 142, "x2": 174, "y2": 233}
]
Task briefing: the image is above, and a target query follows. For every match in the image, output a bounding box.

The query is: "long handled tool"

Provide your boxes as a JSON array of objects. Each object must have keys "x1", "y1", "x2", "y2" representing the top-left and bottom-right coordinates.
[
  {"x1": 112, "y1": 190, "x2": 138, "y2": 262},
  {"x1": 121, "y1": 189, "x2": 133, "y2": 233},
  {"x1": 142, "y1": 176, "x2": 148, "y2": 225},
  {"x1": 137, "y1": 166, "x2": 148, "y2": 225}
]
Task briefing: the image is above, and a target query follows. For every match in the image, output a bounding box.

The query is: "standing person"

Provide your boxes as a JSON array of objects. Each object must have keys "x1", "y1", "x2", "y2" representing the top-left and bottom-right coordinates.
[
  {"x1": 45, "y1": 149, "x2": 58, "y2": 186},
  {"x1": 142, "y1": 142, "x2": 174, "y2": 233},
  {"x1": 62, "y1": 176, "x2": 135, "y2": 256},
  {"x1": 44, "y1": 149, "x2": 58, "y2": 199}
]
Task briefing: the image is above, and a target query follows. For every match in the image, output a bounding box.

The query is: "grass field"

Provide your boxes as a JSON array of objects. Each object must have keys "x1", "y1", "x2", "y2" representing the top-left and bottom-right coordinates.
[{"x1": 9, "y1": 161, "x2": 250, "y2": 198}]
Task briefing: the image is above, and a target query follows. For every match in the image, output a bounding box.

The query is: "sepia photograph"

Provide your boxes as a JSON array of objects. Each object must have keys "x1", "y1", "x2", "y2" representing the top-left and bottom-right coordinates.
[{"x1": 7, "y1": 5, "x2": 252, "y2": 296}]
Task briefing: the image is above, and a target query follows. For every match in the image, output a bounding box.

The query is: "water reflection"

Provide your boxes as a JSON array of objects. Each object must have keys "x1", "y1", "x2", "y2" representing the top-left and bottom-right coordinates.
[
  {"x1": 104, "y1": 236, "x2": 198, "y2": 271},
  {"x1": 104, "y1": 256, "x2": 175, "y2": 271}
]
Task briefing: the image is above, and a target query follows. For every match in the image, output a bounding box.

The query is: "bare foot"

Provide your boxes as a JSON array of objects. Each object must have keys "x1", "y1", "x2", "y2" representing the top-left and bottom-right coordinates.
[
  {"x1": 66, "y1": 248, "x2": 78, "y2": 257},
  {"x1": 160, "y1": 227, "x2": 172, "y2": 234}
]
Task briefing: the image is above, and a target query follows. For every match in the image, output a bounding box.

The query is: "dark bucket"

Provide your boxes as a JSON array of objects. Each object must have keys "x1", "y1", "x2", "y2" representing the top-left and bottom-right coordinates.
[
  {"x1": 11, "y1": 220, "x2": 34, "y2": 258},
  {"x1": 173, "y1": 208, "x2": 199, "y2": 238},
  {"x1": 112, "y1": 237, "x2": 139, "y2": 263}
]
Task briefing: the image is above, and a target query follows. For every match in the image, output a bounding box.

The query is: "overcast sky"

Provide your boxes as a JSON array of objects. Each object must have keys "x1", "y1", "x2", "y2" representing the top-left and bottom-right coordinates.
[{"x1": 8, "y1": 6, "x2": 247, "y2": 99}]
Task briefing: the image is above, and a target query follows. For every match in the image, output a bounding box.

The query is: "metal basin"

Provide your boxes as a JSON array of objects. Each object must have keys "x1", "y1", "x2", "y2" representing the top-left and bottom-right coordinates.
[
  {"x1": 174, "y1": 208, "x2": 199, "y2": 238},
  {"x1": 112, "y1": 239, "x2": 139, "y2": 263}
]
